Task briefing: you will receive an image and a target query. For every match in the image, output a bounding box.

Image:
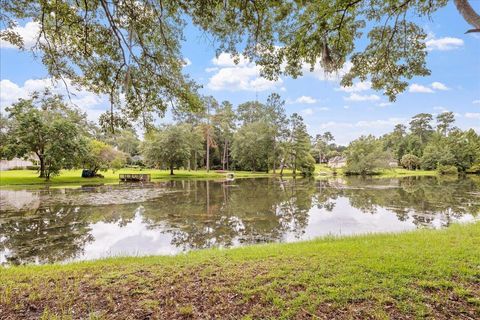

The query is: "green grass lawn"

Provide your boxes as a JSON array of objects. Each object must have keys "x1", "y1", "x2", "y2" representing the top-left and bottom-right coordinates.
[
  {"x1": 314, "y1": 164, "x2": 437, "y2": 178},
  {"x1": 0, "y1": 168, "x2": 294, "y2": 187},
  {"x1": 1, "y1": 223, "x2": 478, "y2": 319},
  {"x1": 0, "y1": 165, "x2": 444, "y2": 187}
]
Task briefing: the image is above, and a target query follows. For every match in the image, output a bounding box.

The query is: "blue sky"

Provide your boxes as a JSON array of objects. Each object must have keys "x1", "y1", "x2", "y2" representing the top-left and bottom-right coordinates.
[{"x1": 1, "y1": 1, "x2": 479, "y2": 145}]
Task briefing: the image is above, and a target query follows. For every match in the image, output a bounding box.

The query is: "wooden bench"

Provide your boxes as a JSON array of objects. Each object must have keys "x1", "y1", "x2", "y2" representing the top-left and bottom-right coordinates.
[{"x1": 119, "y1": 174, "x2": 151, "y2": 182}]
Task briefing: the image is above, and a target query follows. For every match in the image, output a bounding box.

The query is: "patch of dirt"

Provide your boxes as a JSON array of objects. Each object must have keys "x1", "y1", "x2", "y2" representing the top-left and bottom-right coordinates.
[{"x1": 1, "y1": 264, "x2": 479, "y2": 319}]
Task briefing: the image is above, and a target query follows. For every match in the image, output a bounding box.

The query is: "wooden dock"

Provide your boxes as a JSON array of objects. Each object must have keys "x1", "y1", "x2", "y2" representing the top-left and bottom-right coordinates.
[{"x1": 119, "y1": 173, "x2": 151, "y2": 182}]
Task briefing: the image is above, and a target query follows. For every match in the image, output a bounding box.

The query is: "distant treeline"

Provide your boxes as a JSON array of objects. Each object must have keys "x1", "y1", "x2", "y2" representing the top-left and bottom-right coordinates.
[{"x1": 1, "y1": 91, "x2": 479, "y2": 178}]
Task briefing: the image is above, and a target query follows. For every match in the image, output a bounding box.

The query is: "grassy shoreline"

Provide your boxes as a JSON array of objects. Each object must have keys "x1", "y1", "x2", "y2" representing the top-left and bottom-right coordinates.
[
  {"x1": 0, "y1": 166, "x2": 439, "y2": 187},
  {"x1": 0, "y1": 168, "x2": 292, "y2": 187},
  {"x1": 1, "y1": 222, "x2": 479, "y2": 319},
  {"x1": 315, "y1": 164, "x2": 438, "y2": 178}
]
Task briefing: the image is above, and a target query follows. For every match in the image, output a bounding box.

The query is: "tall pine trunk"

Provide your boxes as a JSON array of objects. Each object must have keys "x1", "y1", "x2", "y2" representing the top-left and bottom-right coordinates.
[
  {"x1": 222, "y1": 138, "x2": 227, "y2": 171},
  {"x1": 226, "y1": 140, "x2": 229, "y2": 171}
]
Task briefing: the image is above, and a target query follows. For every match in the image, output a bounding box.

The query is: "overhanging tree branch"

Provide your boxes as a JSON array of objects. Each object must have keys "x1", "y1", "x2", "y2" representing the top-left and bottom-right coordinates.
[{"x1": 454, "y1": 0, "x2": 480, "y2": 33}]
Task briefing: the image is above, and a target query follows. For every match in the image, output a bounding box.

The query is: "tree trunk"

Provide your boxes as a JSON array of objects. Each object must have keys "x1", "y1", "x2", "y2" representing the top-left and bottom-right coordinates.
[
  {"x1": 454, "y1": 0, "x2": 480, "y2": 33},
  {"x1": 38, "y1": 154, "x2": 45, "y2": 178},
  {"x1": 170, "y1": 164, "x2": 174, "y2": 175},
  {"x1": 293, "y1": 154, "x2": 297, "y2": 176},
  {"x1": 272, "y1": 135, "x2": 277, "y2": 174},
  {"x1": 109, "y1": 93, "x2": 116, "y2": 134},
  {"x1": 222, "y1": 138, "x2": 227, "y2": 171},
  {"x1": 206, "y1": 103, "x2": 210, "y2": 173},
  {"x1": 226, "y1": 140, "x2": 229, "y2": 171},
  {"x1": 279, "y1": 158, "x2": 285, "y2": 176},
  {"x1": 206, "y1": 136, "x2": 210, "y2": 172}
]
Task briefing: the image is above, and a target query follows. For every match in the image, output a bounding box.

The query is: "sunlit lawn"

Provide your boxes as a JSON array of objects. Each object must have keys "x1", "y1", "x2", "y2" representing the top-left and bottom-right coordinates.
[
  {"x1": 0, "y1": 168, "x2": 296, "y2": 186},
  {"x1": 0, "y1": 165, "x2": 440, "y2": 186},
  {"x1": 314, "y1": 163, "x2": 437, "y2": 178}
]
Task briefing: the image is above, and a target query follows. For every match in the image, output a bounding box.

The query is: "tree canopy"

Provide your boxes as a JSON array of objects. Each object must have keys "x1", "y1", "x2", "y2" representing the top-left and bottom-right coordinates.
[
  {"x1": 2, "y1": 91, "x2": 86, "y2": 179},
  {"x1": 1, "y1": 0, "x2": 479, "y2": 128}
]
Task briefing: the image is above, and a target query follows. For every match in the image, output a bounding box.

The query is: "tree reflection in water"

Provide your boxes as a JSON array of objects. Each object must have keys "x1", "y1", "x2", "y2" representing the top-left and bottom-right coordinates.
[{"x1": 0, "y1": 176, "x2": 478, "y2": 265}]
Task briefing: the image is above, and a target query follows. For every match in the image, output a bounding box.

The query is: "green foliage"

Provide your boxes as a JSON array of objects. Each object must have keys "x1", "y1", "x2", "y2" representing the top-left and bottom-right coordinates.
[
  {"x1": 286, "y1": 113, "x2": 312, "y2": 175},
  {"x1": 409, "y1": 113, "x2": 433, "y2": 144},
  {"x1": 299, "y1": 153, "x2": 316, "y2": 176},
  {"x1": 467, "y1": 163, "x2": 480, "y2": 174},
  {"x1": 107, "y1": 130, "x2": 141, "y2": 160},
  {"x1": 0, "y1": 0, "x2": 462, "y2": 131},
  {"x1": 1, "y1": 0, "x2": 202, "y2": 129},
  {"x1": 3, "y1": 91, "x2": 86, "y2": 180},
  {"x1": 437, "y1": 164, "x2": 458, "y2": 175},
  {"x1": 345, "y1": 135, "x2": 392, "y2": 175},
  {"x1": 142, "y1": 124, "x2": 192, "y2": 174},
  {"x1": 313, "y1": 132, "x2": 335, "y2": 163},
  {"x1": 232, "y1": 122, "x2": 274, "y2": 172},
  {"x1": 400, "y1": 154, "x2": 420, "y2": 170},
  {"x1": 82, "y1": 140, "x2": 126, "y2": 173},
  {"x1": 436, "y1": 112, "x2": 455, "y2": 136},
  {"x1": 382, "y1": 113, "x2": 479, "y2": 173},
  {"x1": 421, "y1": 143, "x2": 455, "y2": 170}
]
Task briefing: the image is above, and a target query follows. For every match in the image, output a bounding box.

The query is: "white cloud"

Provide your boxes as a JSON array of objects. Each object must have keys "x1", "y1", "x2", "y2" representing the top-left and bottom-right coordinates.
[
  {"x1": 205, "y1": 67, "x2": 218, "y2": 73},
  {"x1": 378, "y1": 102, "x2": 392, "y2": 107},
  {"x1": 302, "y1": 61, "x2": 352, "y2": 82},
  {"x1": 300, "y1": 106, "x2": 329, "y2": 116},
  {"x1": 343, "y1": 105, "x2": 350, "y2": 109},
  {"x1": 207, "y1": 53, "x2": 282, "y2": 91},
  {"x1": 355, "y1": 118, "x2": 406, "y2": 129},
  {"x1": 409, "y1": 82, "x2": 451, "y2": 94},
  {"x1": 409, "y1": 83, "x2": 434, "y2": 93},
  {"x1": 211, "y1": 53, "x2": 250, "y2": 67},
  {"x1": 426, "y1": 36, "x2": 464, "y2": 51},
  {"x1": 473, "y1": 100, "x2": 480, "y2": 105},
  {"x1": 0, "y1": 21, "x2": 41, "y2": 49},
  {"x1": 301, "y1": 108, "x2": 314, "y2": 116},
  {"x1": 344, "y1": 93, "x2": 380, "y2": 102},
  {"x1": 433, "y1": 106, "x2": 449, "y2": 112},
  {"x1": 431, "y1": 81, "x2": 449, "y2": 91},
  {"x1": 465, "y1": 113, "x2": 480, "y2": 119},
  {"x1": 314, "y1": 117, "x2": 407, "y2": 145},
  {"x1": 294, "y1": 96, "x2": 317, "y2": 104},
  {"x1": 337, "y1": 81, "x2": 371, "y2": 93},
  {"x1": 0, "y1": 78, "x2": 107, "y2": 121}
]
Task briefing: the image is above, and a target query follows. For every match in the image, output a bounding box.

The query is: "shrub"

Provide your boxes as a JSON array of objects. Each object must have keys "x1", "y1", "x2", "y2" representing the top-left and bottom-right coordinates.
[
  {"x1": 344, "y1": 135, "x2": 392, "y2": 175},
  {"x1": 437, "y1": 164, "x2": 458, "y2": 175},
  {"x1": 300, "y1": 153, "x2": 316, "y2": 176},
  {"x1": 466, "y1": 163, "x2": 480, "y2": 174},
  {"x1": 400, "y1": 154, "x2": 420, "y2": 170}
]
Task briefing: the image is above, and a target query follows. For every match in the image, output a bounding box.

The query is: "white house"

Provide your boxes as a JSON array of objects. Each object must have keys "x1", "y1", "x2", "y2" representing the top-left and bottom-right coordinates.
[
  {"x1": 328, "y1": 156, "x2": 347, "y2": 168},
  {"x1": 0, "y1": 157, "x2": 35, "y2": 171}
]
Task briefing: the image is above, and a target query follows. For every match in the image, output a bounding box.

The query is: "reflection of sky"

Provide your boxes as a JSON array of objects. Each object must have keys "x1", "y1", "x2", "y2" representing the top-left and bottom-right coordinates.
[
  {"x1": 0, "y1": 236, "x2": 9, "y2": 265},
  {"x1": 78, "y1": 208, "x2": 179, "y2": 261},
  {"x1": 67, "y1": 197, "x2": 477, "y2": 262},
  {"x1": 1, "y1": 179, "x2": 479, "y2": 265},
  {"x1": 283, "y1": 197, "x2": 416, "y2": 242}
]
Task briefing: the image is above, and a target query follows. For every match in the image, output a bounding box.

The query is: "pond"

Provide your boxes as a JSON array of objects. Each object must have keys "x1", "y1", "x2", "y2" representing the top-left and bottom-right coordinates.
[{"x1": 1, "y1": 176, "x2": 479, "y2": 265}]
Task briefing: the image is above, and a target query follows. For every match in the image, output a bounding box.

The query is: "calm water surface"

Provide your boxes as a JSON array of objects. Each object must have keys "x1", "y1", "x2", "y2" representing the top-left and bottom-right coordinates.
[{"x1": 1, "y1": 176, "x2": 479, "y2": 265}]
